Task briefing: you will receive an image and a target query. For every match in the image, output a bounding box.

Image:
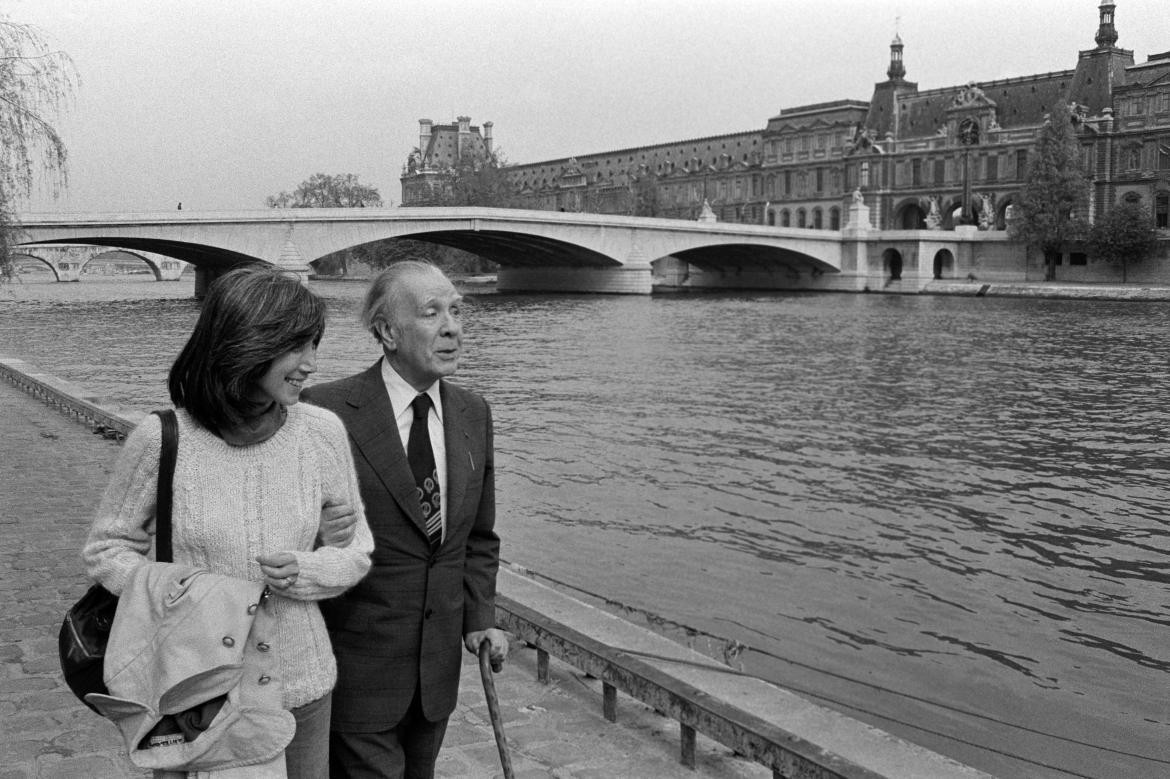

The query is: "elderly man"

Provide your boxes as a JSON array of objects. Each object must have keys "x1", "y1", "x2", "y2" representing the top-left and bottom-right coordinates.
[{"x1": 305, "y1": 260, "x2": 508, "y2": 778}]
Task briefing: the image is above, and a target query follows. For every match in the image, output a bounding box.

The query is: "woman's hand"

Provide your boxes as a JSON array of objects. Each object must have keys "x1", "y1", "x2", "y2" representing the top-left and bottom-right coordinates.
[
  {"x1": 317, "y1": 500, "x2": 358, "y2": 548},
  {"x1": 257, "y1": 551, "x2": 300, "y2": 591}
]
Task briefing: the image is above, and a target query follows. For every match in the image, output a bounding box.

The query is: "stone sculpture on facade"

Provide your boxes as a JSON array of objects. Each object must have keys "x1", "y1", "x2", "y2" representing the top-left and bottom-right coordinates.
[
  {"x1": 978, "y1": 193, "x2": 995, "y2": 230},
  {"x1": 925, "y1": 196, "x2": 942, "y2": 230}
]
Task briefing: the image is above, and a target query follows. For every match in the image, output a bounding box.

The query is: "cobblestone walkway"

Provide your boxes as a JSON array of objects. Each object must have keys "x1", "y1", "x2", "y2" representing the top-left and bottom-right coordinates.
[{"x1": 0, "y1": 377, "x2": 764, "y2": 778}]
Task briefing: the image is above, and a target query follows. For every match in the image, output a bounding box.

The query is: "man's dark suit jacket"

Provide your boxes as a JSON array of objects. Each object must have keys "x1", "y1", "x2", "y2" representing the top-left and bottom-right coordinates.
[{"x1": 303, "y1": 360, "x2": 498, "y2": 730}]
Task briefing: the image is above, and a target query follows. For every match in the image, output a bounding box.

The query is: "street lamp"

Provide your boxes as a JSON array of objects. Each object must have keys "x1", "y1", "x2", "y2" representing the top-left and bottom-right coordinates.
[{"x1": 957, "y1": 118, "x2": 980, "y2": 226}]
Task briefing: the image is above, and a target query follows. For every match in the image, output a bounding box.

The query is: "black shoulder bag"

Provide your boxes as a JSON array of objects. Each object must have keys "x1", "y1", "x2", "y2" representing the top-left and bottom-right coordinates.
[{"x1": 59, "y1": 409, "x2": 178, "y2": 712}]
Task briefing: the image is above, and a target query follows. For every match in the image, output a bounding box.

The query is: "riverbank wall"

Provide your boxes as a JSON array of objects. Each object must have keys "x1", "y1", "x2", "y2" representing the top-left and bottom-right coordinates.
[
  {"x1": 651, "y1": 232, "x2": 1170, "y2": 297},
  {"x1": 0, "y1": 355, "x2": 993, "y2": 778}
]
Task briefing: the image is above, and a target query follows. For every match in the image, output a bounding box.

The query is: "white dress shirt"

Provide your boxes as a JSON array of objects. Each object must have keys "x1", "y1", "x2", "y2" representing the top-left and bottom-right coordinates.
[{"x1": 381, "y1": 359, "x2": 446, "y2": 540}]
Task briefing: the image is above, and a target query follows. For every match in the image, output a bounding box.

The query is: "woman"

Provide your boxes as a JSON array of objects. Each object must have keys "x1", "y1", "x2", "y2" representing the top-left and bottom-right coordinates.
[{"x1": 83, "y1": 265, "x2": 374, "y2": 778}]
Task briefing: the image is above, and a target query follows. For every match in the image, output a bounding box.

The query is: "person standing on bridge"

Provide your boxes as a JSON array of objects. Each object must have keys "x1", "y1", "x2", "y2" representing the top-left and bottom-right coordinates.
[
  {"x1": 83, "y1": 264, "x2": 374, "y2": 778},
  {"x1": 303, "y1": 260, "x2": 508, "y2": 779}
]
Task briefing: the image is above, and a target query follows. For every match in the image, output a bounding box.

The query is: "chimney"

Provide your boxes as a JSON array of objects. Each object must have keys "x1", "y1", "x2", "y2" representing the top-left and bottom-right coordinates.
[
  {"x1": 456, "y1": 116, "x2": 471, "y2": 159},
  {"x1": 483, "y1": 121, "x2": 494, "y2": 155},
  {"x1": 418, "y1": 119, "x2": 432, "y2": 157}
]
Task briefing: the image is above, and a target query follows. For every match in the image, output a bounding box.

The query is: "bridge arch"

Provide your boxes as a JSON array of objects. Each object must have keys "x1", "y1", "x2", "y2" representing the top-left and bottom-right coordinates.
[
  {"x1": 79, "y1": 249, "x2": 187, "y2": 281},
  {"x1": 668, "y1": 241, "x2": 837, "y2": 277},
  {"x1": 933, "y1": 248, "x2": 955, "y2": 279},
  {"x1": 10, "y1": 251, "x2": 64, "y2": 281},
  {"x1": 882, "y1": 247, "x2": 904, "y2": 281},
  {"x1": 353, "y1": 228, "x2": 620, "y2": 269}
]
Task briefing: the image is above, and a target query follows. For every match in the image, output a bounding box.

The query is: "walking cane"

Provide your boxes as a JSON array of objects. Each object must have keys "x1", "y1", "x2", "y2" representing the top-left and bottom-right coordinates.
[{"x1": 478, "y1": 641, "x2": 515, "y2": 779}]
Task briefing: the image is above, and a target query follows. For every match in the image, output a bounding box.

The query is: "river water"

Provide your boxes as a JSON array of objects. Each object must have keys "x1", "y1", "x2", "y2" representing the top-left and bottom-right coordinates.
[{"x1": 2, "y1": 276, "x2": 1167, "y2": 779}]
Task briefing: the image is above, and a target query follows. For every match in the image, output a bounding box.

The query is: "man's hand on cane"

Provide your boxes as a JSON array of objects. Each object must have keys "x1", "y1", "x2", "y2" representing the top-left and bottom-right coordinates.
[{"x1": 466, "y1": 628, "x2": 510, "y2": 672}]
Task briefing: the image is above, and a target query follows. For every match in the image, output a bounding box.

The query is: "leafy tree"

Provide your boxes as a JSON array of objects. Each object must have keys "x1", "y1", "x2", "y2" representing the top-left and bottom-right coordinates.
[
  {"x1": 0, "y1": 17, "x2": 76, "y2": 279},
  {"x1": 1008, "y1": 102, "x2": 1091, "y2": 281},
  {"x1": 415, "y1": 148, "x2": 519, "y2": 208},
  {"x1": 402, "y1": 148, "x2": 513, "y2": 273},
  {"x1": 265, "y1": 172, "x2": 382, "y2": 209},
  {"x1": 265, "y1": 173, "x2": 383, "y2": 275},
  {"x1": 264, "y1": 173, "x2": 491, "y2": 276},
  {"x1": 1087, "y1": 202, "x2": 1159, "y2": 283},
  {"x1": 629, "y1": 168, "x2": 661, "y2": 217}
]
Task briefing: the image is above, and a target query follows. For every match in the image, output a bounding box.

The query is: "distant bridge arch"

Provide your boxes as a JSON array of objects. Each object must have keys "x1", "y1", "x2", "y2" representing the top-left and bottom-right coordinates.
[{"x1": 9, "y1": 245, "x2": 188, "y2": 282}]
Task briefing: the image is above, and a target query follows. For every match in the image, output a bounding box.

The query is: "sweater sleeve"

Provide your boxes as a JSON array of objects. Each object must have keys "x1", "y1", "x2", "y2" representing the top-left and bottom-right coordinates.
[
  {"x1": 284, "y1": 411, "x2": 373, "y2": 601},
  {"x1": 81, "y1": 413, "x2": 162, "y2": 596}
]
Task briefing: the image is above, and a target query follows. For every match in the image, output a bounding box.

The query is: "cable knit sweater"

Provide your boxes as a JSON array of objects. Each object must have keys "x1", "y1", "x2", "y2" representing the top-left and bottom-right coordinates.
[{"x1": 83, "y1": 403, "x2": 374, "y2": 710}]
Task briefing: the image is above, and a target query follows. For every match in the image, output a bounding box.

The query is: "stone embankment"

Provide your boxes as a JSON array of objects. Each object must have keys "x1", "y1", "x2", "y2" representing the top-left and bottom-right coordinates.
[{"x1": 923, "y1": 280, "x2": 1170, "y2": 300}]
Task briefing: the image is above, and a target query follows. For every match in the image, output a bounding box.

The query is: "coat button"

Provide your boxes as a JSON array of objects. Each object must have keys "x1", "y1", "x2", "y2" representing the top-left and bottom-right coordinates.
[
  {"x1": 247, "y1": 604, "x2": 259, "y2": 615},
  {"x1": 222, "y1": 636, "x2": 235, "y2": 647},
  {"x1": 257, "y1": 642, "x2": 270, "y2": 652},
  {"x1": 258, "y1": 675, "x2": 271, "y2": 685},
  {"x1": 424, "y1": 608, "x2": 433, "y2": 619}
]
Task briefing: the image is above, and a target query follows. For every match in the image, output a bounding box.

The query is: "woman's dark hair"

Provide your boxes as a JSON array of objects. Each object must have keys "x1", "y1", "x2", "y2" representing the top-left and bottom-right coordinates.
[{"x1": 168, "y1": 264, "x2": 326, "y2": 433}]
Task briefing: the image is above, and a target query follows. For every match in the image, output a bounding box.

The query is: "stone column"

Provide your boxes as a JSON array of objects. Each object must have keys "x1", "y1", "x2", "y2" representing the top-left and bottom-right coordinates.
[{"x1": 271, "y1": 228, "x2": 314, "y2": 284}]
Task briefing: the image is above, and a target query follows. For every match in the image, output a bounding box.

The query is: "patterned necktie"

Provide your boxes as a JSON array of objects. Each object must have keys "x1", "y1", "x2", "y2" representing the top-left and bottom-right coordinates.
[{"x1": 408, "y1": 393, "x2": 442, "y2": 550}]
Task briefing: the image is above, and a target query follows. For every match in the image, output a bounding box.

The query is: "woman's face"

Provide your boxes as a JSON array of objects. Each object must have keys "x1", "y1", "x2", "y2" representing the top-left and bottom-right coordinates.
[{"x1": 252, "y1": 340, "x2": 318, "y2": 407}]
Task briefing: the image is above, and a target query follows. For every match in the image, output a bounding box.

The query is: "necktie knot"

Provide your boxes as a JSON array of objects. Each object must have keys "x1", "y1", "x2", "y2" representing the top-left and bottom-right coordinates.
[{"x1": 411, "y1": 393, "x2": 432, "y2": 421}]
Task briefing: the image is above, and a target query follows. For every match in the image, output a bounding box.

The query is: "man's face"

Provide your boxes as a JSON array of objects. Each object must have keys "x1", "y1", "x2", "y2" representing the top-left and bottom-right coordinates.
[{"x1": 380, "y1": 269, "x2": 463, "y2": 391}]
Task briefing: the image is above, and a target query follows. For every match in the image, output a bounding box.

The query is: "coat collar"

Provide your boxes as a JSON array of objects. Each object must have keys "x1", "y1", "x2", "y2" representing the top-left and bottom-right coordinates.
[{"x1": 344, "y1": 360, "x2": 471, "y2": 545}]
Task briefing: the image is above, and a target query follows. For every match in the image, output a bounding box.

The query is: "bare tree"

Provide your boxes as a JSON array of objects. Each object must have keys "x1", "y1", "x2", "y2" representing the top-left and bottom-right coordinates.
[{"x1": 0, "y1": 17, "x2": 77, "y2": 279}]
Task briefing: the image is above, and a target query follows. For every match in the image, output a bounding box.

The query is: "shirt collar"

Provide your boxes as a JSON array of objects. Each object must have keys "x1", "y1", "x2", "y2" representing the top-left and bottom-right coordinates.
[{"x1": 381, "y1": 358, "x2": 443, "y2": 422}]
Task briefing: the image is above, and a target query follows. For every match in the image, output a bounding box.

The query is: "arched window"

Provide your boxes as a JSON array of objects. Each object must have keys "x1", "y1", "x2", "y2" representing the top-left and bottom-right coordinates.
[
  {"x1": 812, "y1": 208, "x2": 823, "y2": 229},
  {"x1": 797, "y1": 208, "x2": 807, "y2": 228},
  {"x1": 780, "y1": 209, "x2": 791, "y2": 227},
  {"x1": 830, "y1": 207, "x2": 841, "y2": 230}
]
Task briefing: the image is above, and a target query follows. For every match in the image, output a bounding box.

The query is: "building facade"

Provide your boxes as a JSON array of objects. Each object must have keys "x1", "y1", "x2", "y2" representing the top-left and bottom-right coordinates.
[
  {"x1": 400, "y1": 116, "x2": 494, "y2": 205},
  {"x1": 401, "y1": 3, "x2": 1169, "y2": 235}
]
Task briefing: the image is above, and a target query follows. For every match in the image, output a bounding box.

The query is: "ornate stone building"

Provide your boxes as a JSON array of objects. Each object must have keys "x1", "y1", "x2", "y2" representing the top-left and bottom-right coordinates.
[
  {"x1": 847, "y1": 1, "x2": 1170, "y2": 234},
  {"x1": 400, "y1": 116, "x2": 494, "y2": 205},
  {"x1": 402, "y1": 2, "x2": 1169, "y2": 234}
]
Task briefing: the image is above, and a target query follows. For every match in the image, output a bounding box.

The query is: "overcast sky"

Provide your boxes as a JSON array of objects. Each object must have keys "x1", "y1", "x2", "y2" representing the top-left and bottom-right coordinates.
[{"x1": 9, "y1": 0, "x2": 1169, "y2": 213}]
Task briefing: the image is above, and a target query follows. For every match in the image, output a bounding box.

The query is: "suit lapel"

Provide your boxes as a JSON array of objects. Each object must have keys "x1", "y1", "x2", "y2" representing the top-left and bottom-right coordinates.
[
  {"x1": 440, "y1": 382, "x2": 470, "y2": 533},
  {"x1": 345, "y1": 362, "x2": 428, "y2": 534}
]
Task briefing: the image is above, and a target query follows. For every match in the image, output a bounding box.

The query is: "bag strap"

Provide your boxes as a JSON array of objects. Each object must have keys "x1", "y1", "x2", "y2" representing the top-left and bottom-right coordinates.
[{"x1": 152, "y1": 409, "x2": 178, "y2": 564}]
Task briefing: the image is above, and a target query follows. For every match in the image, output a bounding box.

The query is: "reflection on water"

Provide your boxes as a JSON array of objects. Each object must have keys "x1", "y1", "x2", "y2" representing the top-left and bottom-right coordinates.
[{"x1": 2, "y1": 277, "x2": 1168, "y2": 778}]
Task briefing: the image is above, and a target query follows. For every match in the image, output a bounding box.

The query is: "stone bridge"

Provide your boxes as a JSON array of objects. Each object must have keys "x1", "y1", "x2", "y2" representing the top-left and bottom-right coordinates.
[{"x1": 15, "y1": 207, "x2": 847, "y2": 294}]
